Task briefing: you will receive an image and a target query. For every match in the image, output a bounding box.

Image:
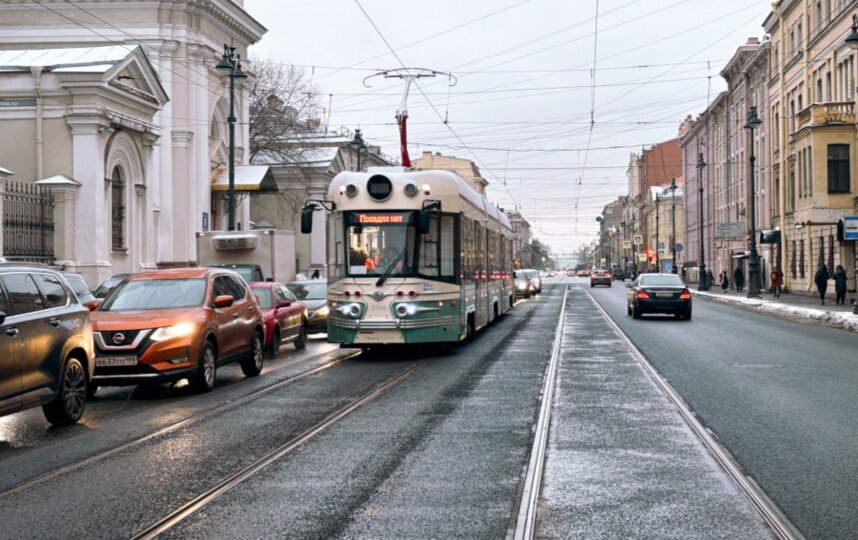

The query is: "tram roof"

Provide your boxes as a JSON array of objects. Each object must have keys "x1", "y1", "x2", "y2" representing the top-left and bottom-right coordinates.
[{"x1": 329, "y1": 168, "x2": 511, "y2": 230}]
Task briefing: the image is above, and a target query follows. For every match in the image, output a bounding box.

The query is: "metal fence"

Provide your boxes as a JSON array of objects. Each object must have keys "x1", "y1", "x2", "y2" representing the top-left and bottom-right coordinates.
[{"x1": 3, "y1": 181, "x2": 54, "y2": 263}]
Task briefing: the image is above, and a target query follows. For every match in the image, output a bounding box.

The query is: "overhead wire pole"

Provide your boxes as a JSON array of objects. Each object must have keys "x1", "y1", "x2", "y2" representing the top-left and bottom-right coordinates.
[{"x1": 363, "y1": 68, "x2": 456, "y2": 167}]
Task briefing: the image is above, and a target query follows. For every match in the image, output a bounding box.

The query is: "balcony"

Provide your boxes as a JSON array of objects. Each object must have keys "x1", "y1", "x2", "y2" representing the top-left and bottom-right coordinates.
[{"x1": 794, "y1": 101, "x2": 855, "y2": 132}]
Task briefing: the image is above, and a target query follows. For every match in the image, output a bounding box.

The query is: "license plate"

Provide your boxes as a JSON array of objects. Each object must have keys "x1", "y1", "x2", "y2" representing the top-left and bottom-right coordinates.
[
  {"x1": 656, "y1": 292, "x2": 674, "y2": 298},
  {"x1": 96, "y1": 356, "x2": 138, "y2": 367}
]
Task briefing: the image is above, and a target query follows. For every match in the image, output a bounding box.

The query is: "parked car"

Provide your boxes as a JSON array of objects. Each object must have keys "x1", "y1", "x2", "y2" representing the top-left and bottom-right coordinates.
[
  {"x1": 285, "y1": 280, "x2": 328, "y2": 334},
  {"x1": 0, "y1": 266, "x2": 94, "y2": 425},
  {"x1": 249, "y1": 282, "x2": 308, "y2": 356},
  {"x1": 93, "y1": 273, "x2": 131, "y2": 300},
  {"x1": 590, "y1": 268, "x2": 612, "y2": 287},
  {"x1": 514, "y1": 269, "x2": 538, "y2": 298},
  {"x1": 89, "y1": 268, "x2": 264, "y2": 394},
  {"x1": 63, "y1": 272, "x2": 96, "y2": 304},
  {"x1": 626, "y1": 273, "x2": 692, "y2": 320},
  {"x1": 611, "y1": 267, "x2": 626, "y2": 281},
  {"x1": 205, "y1": 263, "x2": 264, "y2": 283}
]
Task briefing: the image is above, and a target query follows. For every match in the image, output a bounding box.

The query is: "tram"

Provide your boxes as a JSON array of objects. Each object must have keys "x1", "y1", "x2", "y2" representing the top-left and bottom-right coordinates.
[{"x1": 301, "y1": 168, "x2": 514, "y2": 347}]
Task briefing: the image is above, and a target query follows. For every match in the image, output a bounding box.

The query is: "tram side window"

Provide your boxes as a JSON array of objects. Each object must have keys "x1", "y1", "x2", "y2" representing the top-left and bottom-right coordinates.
[
  {"x1": 328, "y1": 213, "x2": 344, "y2": 282},
  {"x1": 417, "y1": 214, "x2": 456, "y2": 279}
]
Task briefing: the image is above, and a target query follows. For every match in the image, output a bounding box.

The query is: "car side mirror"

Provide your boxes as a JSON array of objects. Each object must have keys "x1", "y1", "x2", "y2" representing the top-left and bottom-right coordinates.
[
  {"x1": 85, "y1": 299, "x2": 101, "y2": 311},
  {"x1": 214, "y1": 295, "x2": 235, "y2": 308},
  {"x1": 277, "y1": 300, "x2": 291, "y2": 308},
  {"x1": 300, "y1": 205, "x2": 315, "y2": 234}
]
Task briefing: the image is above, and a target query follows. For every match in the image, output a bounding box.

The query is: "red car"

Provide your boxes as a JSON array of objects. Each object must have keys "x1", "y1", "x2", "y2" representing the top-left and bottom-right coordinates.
[{"x1": 249, "y1": 282, "x2": 309, "y2": 356}]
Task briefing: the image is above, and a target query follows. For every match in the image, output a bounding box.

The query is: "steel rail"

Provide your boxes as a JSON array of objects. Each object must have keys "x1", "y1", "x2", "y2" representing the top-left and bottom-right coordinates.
[
  {"x1": 512, "y1": 286, "x2": 568, "y2": 540},
  {"x1": 132, "y1": 361, "x2": 425, "y2": 540},
  {"x1": 585, "y1": 289, "x2": 804, "y2": 540},
  {"x1": 0, "y1": 349, "x2": 359, "y2": 500}
]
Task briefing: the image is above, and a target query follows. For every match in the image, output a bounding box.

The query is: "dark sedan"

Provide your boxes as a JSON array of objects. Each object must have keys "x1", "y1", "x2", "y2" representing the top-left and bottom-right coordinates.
[
  {"x1": 627, "y1": 273, "x2": 692, "y2": 320},
  {"x1": 285, "y1": 280, "x2": 328, "y2": 334}
]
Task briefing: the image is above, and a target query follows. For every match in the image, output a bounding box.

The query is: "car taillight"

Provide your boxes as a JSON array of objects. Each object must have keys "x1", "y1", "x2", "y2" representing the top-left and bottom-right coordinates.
[
  {"x1": 637, "y1": 290, "x2": 650, "y2": 299},
  {"x1": 680, "y1": 289, "x2": 691, "y2": 300}
]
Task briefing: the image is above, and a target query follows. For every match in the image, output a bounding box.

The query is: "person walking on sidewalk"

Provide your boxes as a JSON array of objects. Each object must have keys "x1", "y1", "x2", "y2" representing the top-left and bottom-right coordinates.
[
  {"x1": 733, "y1": 265, "x2": 745, "y2": 292},
  {"x1": 770, "y1": 266, "x2": 784, "y2": 298},
  {"x1": 833, "y1": 264, "x2": 848, "y2": 305},
  {"x1": 814, "y1": 263, "x2": 830, "y2": 305},
  {"x1": 720, "y1": 270, "x2": 729, "y2": 291}
]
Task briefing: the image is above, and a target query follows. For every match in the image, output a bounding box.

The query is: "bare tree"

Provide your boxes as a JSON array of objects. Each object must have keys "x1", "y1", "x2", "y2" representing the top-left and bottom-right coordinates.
[{"x1": 246, "y1": 57, "x2": 324, "y2": 165}]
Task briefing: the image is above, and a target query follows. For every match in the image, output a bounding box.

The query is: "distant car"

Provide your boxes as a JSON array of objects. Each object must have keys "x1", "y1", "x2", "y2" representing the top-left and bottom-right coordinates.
[
  {"x1": 249, "y1": 282, "x2": 308, "y2": 356},
  {"x1": 627, "y1": 273, "x2": 692, "y2": 320},
  {"x1": 93, "y1": 273, "x2": 131, "y2": 300},
  {"x1": 89, "y1": 267, "x2": 264, "y2": 394},
  {"x1": 514, "y1": 269, "x2": 538, "y2": 298},
  {"x1": 0, "y1": 266, "x2": 95, "y2": 425},
  {"x1": 285, "y1": 280, "x2": 328, "y2": 334},
  {"x1": 611, "y1": 268, "x2": 626, "y2": 281},
  {"x1": 590, "y1": 268, "x2": 612, "y2": 287},
  {"x1": 63, "y1": 272, "x2": 96, "y2": 304},
  {"x1": 577, "y1": 269, "x2": 589, "y2": 277}
]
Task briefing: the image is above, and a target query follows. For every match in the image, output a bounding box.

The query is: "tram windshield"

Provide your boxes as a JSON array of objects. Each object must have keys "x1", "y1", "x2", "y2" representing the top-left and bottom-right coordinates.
[{"x1": 345, "y1": 211, "x2": 416, "y2": 278}]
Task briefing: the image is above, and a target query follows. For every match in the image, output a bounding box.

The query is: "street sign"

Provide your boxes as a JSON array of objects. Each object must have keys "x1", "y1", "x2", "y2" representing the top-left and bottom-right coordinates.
[
  {"x1": 657, "y1": 242, "x2": 664, "y2": 249},
  {"x1": 638, "y1": 254, "x2": 647, "y2": 262},
  {"x1": 633, "y1": 234, "x2": 643, "y2": 245},
  {"x1": 716, "y1": 222, "x2": 745, "y2": 238},
  {"x1": 623, "y1": 241, "x2": 631, "y2": 249},
  {"x1": 675, "y1": 243, "x2": 683, "y2": 252},
  {"x1": 658, "y1": 234, "x2": 666, "y2": 242},
  {"x1": 842, "y1": 216, "x2": 858, "y2": 240}
]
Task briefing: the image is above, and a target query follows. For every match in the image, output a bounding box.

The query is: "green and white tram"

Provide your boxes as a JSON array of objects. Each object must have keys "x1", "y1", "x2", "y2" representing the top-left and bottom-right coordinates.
[{"x1": 302, "y1": 168, "x2": 514, "y2": 346}]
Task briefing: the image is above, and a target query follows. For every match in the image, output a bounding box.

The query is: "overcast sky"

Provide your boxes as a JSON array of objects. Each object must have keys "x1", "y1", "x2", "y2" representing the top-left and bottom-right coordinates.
[{"x1": 244, "y1": 0, "x2": 768, "y2": 256}]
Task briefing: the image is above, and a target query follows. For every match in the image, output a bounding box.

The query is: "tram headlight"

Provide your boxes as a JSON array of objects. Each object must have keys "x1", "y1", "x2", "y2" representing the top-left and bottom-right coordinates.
[
  {"x1": 338, "y1": 302, "x2": 362, "y2": 318},
  {"x1": 395, "y1": 303, "x2": 418, "y2": 318}
]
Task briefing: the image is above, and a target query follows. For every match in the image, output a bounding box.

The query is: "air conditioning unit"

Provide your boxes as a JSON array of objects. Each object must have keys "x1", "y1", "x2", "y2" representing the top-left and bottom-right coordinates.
[{"x1": 212, "y1": 234, "x2": 258, "y2": 250}]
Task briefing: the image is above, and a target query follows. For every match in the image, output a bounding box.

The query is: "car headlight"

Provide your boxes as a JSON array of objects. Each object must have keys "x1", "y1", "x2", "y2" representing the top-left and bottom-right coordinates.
[
  {"x1": 150, "y1": 322, "x2": 197, "y2": 342},
  {"x1": 312, "y1": 305, "x2": 329, "y2": 318}
]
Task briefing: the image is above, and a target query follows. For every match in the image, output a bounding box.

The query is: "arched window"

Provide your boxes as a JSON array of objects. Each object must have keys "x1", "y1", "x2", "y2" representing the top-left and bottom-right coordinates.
[{"x1": 111, "y1": 166, "x2": 125, "y2": 250}]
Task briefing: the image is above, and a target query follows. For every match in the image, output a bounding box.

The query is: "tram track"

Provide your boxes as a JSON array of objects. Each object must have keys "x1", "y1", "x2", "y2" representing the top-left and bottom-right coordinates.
[
  {"x1": 132, "y1": 360, "x2": 426, "y2": 539},
  {"x1": 585, "y1": 288, "x2": 803, "y2": 540},
  {"x1": 0, "y1": 348, "x2": 359, "y2": 501}
]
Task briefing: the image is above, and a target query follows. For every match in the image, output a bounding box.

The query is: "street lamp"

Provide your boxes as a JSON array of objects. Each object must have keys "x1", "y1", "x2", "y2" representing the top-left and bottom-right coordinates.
[
  {"x1": 696, "y1": 152, "x2": 709, "y2": 290},
  {"x1": 216, "y1": 44, "x2": 248, "y2": 232},
  {"x1": 744, "y1": 106, "x2": 763, "y2": 298},
  {"x1": 669, "y1": 177, "x2": 677, "y2": 273},
  {"x1": 349, "y1": 128, "x2": 368, "y2": 171},
  {"x1": 654, "y1": 192, "x2": 661, "y2": 272}
]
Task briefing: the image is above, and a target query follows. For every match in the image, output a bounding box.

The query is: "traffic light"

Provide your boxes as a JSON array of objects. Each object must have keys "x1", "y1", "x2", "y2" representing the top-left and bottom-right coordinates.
[{"x1": 646, "y1": 247, "x2": 655, "y2": 262}]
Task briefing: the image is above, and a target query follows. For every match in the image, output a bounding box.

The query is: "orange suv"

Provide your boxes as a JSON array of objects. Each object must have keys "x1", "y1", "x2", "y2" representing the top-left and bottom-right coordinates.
[{"x1": 89, "y1": 268, "x2": 264, "y2": 393}]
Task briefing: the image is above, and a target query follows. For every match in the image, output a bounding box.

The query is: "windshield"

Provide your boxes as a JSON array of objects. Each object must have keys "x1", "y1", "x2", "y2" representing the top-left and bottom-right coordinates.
[
  {"x1": 639, "y1": 275, "x2": 684, "y2": 287},
  {"x1": 345, "y1": 211, "x2": 415, "y2": 278},
  {"x1": 250, "y1": 287, "x2": 273, "y2": 309},
  {"x1": 287, "y1": 282, "x2": 326, "y2": 300},
  {"x1": 101, "y1": 278, "x2": 207, "y2": 310}
]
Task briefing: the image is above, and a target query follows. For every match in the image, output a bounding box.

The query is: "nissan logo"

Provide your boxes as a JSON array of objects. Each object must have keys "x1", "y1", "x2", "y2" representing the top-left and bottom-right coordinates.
[{"x1": 112, "y1": 332, "x2": 126, "y2": 345}]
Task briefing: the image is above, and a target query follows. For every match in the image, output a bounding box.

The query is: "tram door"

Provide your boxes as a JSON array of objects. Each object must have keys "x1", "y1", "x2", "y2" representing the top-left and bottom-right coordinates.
[{"x1": 476, "y1": 222, "x2": 488, "y2": 329}]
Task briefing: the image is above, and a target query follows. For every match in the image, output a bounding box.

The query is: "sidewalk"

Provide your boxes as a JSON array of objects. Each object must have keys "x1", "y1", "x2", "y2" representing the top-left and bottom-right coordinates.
[{"x1": 692, "y1": 285, "x2": 858, "y2": 333}]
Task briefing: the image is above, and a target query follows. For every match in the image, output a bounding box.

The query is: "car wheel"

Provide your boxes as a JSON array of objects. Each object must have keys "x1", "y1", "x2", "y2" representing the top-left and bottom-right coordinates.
[
  {"x1": 241, "y1": 330, "x2": 264, "y2": 377},
  {"x1": 685, "y1": 308, "x2": 692, "y2": 321},
  {"x1": 608, "y1": 283, "x2": 612, "y2": 287},
  {"x1": 192, "y1": 340, "x2": 217, "y2": 393},
  {"x1": 266, "y1": 327, "x2": 280, "y2": 358},
  {"x1": 43, "y1": 356, "x2": 87, "y2": 426},
  {"x1": 590, "y1": 282, "x2": 595, "y2": 287},
  {"x1": 627, "y1": 304, "x2": 632, "y2": 316},
  {"x1": 632, "y1": 305, "x2": 642, "y2": 319},
  {"x1": 293, "y1": 323, "x2": 307, "y2": 350}
]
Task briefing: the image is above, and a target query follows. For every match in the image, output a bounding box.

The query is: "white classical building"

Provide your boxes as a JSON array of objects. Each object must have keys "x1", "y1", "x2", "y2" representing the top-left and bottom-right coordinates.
[{"x1": 0, "y1": 0, "x2": 265, "y2": 287}]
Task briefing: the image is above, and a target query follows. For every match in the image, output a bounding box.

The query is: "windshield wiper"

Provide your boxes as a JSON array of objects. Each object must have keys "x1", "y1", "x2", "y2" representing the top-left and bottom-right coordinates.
[{"x1": 375, "y1": 247, "x2": 407, "y2": 287}]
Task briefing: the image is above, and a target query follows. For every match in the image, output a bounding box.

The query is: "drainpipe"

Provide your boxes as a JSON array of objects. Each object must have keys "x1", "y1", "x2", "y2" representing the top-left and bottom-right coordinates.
[{"x1": 31, "y1": 66, "x2": 43, "y2": 180}]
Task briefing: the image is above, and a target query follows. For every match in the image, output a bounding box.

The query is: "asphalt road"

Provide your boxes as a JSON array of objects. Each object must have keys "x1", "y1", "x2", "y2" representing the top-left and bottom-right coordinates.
[{"x1": 586, "y1": 276, "x2": 858, "y2": 540}]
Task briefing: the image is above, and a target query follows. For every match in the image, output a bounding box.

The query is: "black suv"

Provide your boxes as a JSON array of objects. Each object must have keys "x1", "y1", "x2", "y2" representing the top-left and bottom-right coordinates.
[{"x1": 0, "y1": 265, "x2": 95, "y2": 425}]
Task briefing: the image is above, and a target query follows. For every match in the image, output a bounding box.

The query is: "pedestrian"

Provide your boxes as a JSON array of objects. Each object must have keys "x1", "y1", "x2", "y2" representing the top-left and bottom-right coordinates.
[
  {"x1": 770, "y1": 266, "x2": 784, "y2": 298},
  {"x1": 833, "y1": 264, "x2": 848, "y2": 305},
  {"x1": 733, "y1": 265, "x2": 745, "y2": 292},
  {"x1": 706, "y1": 269, "x2": 715, "y2": 289},
  {"x1": 310, "y1": 268, "x2": 320, "y2": 280},
  {"x1": 814, "y1": 263, "x2": 830, "y2": 305},
  {"x1": 720, "y1": 270, "x2": 729, "y2": 292}
]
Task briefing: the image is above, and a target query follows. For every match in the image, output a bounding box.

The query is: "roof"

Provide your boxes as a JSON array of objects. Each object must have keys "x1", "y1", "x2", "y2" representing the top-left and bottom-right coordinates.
[
  {"x1": 0, "y1": 45, "x2": 135, "y2": 72},
  {"x1": 128, "y1": 268, "x2": 212, "y2": 280},
  {"x1": 211, "y1": 166, "x2": 275, "y2": 191}
]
